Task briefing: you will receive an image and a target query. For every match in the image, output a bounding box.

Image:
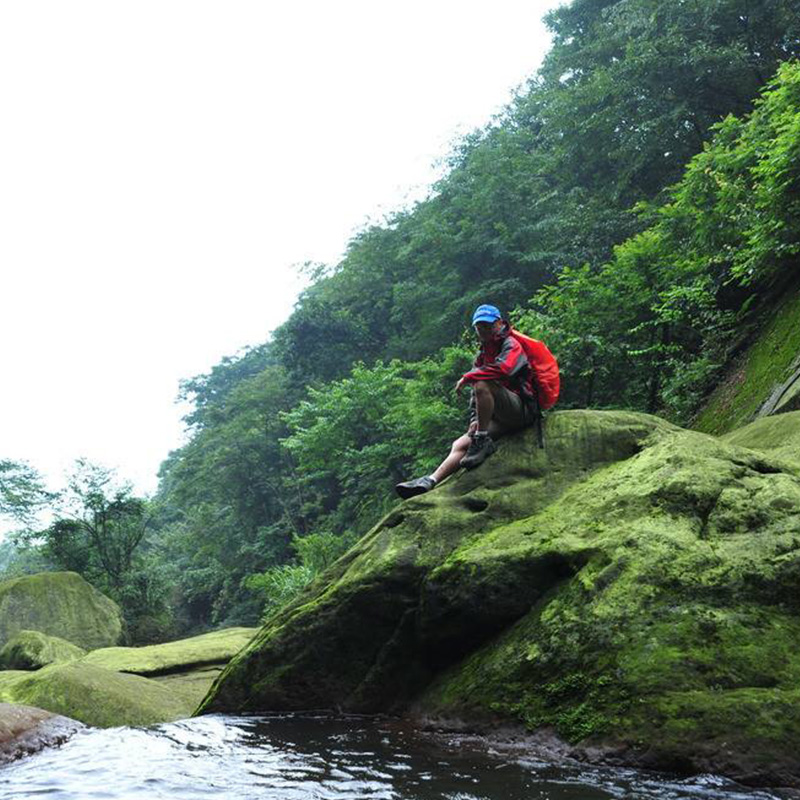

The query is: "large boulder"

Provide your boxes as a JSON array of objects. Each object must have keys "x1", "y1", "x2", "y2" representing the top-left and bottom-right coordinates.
[
  {"x1": 0, "y1": 664, "x2": 192, "y2": 728},
  {"x1": 0, "y1": 630, "x2": 86, "y2": 670},
  {"x1": 80, "y1": 627, "x2": 258, "y2": 707},
  {"x1": 198, "y1": 409, "x2": 800, "y2": 787},
  {"x1": 80, "y1": 627, "x2": 257, "y2": 674},
  {"x1": 0, "y1": 702, "x2": 83, "y2": 764},
  {"x1": 0, "y1": 572, "x2": 123, "y2": 650}
]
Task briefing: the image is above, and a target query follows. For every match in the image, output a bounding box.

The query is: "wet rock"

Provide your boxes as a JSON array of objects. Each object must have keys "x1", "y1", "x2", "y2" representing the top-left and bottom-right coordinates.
[{"x1": 0, "y1": 702, "x2": 83, "y2": 763}]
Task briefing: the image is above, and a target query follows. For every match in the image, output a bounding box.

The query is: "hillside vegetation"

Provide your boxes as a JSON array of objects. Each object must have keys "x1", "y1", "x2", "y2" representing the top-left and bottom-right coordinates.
[{"x1": 2, "y1": 0, "x2": 799, "y2": 637}]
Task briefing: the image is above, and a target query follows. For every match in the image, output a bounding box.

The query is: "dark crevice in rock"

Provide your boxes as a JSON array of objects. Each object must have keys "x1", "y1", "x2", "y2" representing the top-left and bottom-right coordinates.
[
  {"x1": 347, "y1": 607, "x2": 433, "y2": 713},
  {"x1": 419, "y1": 550, "x2": 593, "y2": 670},
  {"x1": 120, "y1": 658, "x2": 230, "y2": 679},
  {"x1": 460, "y1": 497, "x2": 489, "y2": 513},
  {"x1": 382, "y1": 512, "x2": 405, "y2": 529}
]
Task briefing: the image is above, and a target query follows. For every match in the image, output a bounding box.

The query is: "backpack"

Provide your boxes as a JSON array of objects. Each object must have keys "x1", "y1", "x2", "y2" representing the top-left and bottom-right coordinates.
[{"x1": 509, "y1": 329, "x2": 560, "y2": 411}]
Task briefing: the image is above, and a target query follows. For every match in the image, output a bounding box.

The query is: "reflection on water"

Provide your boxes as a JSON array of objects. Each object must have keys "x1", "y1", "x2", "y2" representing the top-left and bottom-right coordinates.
[{"x1": 0, "y1": 714, "x2": 783, "y2": 800}]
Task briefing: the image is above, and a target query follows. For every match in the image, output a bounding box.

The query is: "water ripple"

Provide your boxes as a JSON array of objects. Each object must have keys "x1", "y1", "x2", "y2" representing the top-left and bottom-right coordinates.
[{"x1": 0, "y1": 714, "x2": 786, "y2": 800}]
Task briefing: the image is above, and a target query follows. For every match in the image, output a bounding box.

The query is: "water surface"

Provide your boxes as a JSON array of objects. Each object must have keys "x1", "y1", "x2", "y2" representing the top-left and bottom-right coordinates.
[{"x1": 0, "y1": 714, "x2": 784, "y2": 800}]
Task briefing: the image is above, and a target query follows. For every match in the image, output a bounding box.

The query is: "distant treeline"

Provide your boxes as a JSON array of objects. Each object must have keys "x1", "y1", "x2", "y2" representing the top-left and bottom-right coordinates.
[{"x1": 4, "y1": 0, "x2": 800, "y2": 639}]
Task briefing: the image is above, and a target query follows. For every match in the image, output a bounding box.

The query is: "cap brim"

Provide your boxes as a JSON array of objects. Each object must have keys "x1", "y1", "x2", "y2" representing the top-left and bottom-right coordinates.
[{"x1": 473, "y1": 315, "x2": 500, "y2": 324}]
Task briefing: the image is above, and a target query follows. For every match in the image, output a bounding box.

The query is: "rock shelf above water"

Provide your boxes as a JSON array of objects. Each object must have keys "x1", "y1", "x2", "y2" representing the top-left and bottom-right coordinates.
[{"x1": 198, "y1": 409, "x2": 800, "y2": 788}]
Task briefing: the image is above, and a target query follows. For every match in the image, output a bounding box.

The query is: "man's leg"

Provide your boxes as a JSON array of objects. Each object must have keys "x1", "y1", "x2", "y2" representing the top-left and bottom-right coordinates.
[
  {"x1": 460, "y1": 381, "x2": 502, "y2": 469},
  {"x1": 432, "y1": 433, "x2": 472, "y2": 483},
  {"x1": 396, "y1": 433, "x2": 471, "y2": 499}
]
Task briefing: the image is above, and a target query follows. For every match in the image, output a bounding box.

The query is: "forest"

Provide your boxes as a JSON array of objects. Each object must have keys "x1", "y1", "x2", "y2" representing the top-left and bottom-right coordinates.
[{"x1": 2, "y1": 0, "x2": 800, "y2": 642}]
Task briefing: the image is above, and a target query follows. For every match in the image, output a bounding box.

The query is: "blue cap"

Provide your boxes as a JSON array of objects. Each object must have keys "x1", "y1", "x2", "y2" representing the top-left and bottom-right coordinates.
[{"x1": 472, "y1": 304, "x2": 502, "y2": 325}]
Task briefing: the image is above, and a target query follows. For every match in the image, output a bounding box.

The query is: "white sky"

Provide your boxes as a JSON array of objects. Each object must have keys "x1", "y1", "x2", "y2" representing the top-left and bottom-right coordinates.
[{"x1": 1, "y1": 0, "x2": 562, "y2": 504}]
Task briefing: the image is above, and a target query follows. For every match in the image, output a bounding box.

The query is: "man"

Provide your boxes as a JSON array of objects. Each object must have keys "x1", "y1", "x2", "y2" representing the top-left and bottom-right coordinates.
[{"x1": 395, "y1": 303, "x2": 539, "y2": 499}]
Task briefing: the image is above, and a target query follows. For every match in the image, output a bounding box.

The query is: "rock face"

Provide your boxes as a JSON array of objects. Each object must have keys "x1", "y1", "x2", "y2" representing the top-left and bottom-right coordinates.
[
  {"x1": 695, "y1": 284, "x2": 800, "y2": 435},
  {"x1": 0, "y1": 702, "x2": 83, "y2": 764},
  {"x1": 0, "y1": 572, "x2": 123, "y2": 650},
  {"x1": 199, "y1": 409, "x2": 800, "y2": 787},
  {"x1": 0, "y1": 630, "x2": 86, "y2": 670}
]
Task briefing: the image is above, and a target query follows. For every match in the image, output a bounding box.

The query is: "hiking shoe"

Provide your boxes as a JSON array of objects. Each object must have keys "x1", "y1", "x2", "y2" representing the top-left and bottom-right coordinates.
[
  {"x1": 395, "y1": 475, "x2": 436, "y2": 499},
  {"x1": 460, "y1": 432, "x2": 497, "y2": 470}
]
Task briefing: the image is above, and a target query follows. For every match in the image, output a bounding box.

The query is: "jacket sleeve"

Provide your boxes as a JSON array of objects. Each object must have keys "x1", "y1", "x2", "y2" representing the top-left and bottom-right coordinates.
[{"x1": 462, "y1": 337, "x2": 528, "y2": 383}]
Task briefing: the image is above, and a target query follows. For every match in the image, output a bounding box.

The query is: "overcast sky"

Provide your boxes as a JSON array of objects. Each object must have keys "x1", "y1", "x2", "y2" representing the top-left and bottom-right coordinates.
[{"x1": 1, "y1": 0, "x2": 563, "y2": 504}]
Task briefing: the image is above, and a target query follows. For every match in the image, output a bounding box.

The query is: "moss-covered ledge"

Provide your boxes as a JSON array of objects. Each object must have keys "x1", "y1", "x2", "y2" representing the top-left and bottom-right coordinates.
[{"x1": 197, "y1": 409, "x2": 800, "y2": 787}]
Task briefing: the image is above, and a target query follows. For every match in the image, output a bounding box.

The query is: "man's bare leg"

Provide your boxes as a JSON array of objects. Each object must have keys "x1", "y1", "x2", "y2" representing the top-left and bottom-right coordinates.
[
  {"x1": 396, "y1": 381, "x2": 503, "y2": 498},
  {"x1": 431, "y1": 433, "x2": 471, "y2": 483},
  {"x1": 432, "y1": 382, "x2": 501, "y2": 482}
]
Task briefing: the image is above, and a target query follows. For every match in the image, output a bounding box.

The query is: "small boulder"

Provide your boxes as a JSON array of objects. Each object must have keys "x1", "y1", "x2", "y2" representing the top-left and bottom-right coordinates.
[
  {"x1": 0, "y1": 702, "x2": 83, "y2": 764},
  {"x1": 0, "y1": 572, "x2": 123, "y2": 650},
  {"x1": 0, "y1": 630, "x2": 86, "y2": 670}
]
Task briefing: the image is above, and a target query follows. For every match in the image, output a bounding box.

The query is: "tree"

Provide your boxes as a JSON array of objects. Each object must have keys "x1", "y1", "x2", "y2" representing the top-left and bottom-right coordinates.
[
  {"x1": 45, "y1": 459, "x2": 150, "y2": 590},
  {"x1": 0, "y1": 459, "x2": 50, "y2": 526}
]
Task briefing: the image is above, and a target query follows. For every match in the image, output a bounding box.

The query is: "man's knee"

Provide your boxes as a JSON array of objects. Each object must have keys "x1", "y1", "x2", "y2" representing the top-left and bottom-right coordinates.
[{"x1": 452, "y1": 434, "x2": 471, "y2": 452}]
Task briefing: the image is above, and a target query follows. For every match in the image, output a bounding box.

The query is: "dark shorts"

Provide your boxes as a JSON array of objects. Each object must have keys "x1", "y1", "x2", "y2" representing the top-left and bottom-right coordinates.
[{"x1": 488, "y1": 385, "x2": 537, "y2": 438}]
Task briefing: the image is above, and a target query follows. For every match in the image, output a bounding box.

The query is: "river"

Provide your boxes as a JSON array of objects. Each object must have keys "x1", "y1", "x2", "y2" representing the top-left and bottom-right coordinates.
[{"x1": 0, "y1": 714, "x2": 785, "y2": 800}]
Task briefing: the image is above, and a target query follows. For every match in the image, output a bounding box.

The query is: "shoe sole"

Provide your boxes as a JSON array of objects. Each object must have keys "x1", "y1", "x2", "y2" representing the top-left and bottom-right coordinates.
[{"x1": 395, "y1": 485, "x2": 431, "y2": 499}]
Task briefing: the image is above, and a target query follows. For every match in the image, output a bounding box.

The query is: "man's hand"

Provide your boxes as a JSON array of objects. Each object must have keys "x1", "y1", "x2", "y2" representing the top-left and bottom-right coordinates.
[
  {"x1": 455, "y1": 377, "x2": 469, "y2": 395},
  {"x1": 468, "y1": 420, "x2": 478, "y2": 435}
]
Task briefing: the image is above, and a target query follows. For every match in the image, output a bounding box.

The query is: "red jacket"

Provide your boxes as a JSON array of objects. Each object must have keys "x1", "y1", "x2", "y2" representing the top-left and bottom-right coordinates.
[{"x1": 462, "y1": 323, "x2": 535, "y2": 403}]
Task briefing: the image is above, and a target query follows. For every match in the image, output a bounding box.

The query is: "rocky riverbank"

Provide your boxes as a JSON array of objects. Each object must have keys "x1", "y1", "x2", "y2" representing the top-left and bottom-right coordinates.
[{"x1": 199, "y1": 409, "x2": 800, "y2": 788}]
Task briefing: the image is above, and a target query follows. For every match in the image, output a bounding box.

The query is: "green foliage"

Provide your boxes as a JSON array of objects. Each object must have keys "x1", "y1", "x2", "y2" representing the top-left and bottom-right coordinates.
[
  {"x1": 51, "y1": 459, "x2": 151, "y2": 591},
  {"x1": 281, "y1": 346, "x2": 472, "y2": 535},
  {"x1": 519, "y1": 61, "x2": 800, "y2": 420},
  {"x1": 0, "y1": 460, "x2": 51, "y2": 526},
  {"x1": 244, "y1": 564, "x2": 315, "y2": 619},
  {"x1": 149, "y1": 5, "x2": 800, "y2": 636}
]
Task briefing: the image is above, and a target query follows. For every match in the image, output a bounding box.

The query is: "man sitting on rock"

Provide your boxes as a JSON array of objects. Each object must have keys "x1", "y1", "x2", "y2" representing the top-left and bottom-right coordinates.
[{"x1": 395, "y1": 303, "x2": 540, "y2": 499}]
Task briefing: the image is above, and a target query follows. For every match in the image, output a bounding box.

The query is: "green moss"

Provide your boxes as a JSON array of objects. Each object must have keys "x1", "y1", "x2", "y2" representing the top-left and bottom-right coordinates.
[
  {"x1": 198, "y1": 410, "x2": 800, "y2": 782},
  {"x1": 200, "y1": 411, "x2": 675, "y2": 715},
  {"x1": 695, "y1": 286, "x2": 800, "y2": 435},
  {"x1": 617, "y1": 688, "x2": 800, "y2": 773},
  {"x1": 0, "y1": 663, "x2": 192, "y2": 728},
  {"x1": 721, "y1": 410, "x2": 800, "y2": 464},
  {"x1": 80, "y1": 627, "x2": 258, "y2": 675},
  {"x1": 0, "y1": 572, "x2": 123, "y2": 651},
  {"x1": 152, "y1": 667, "x2": 225, "y2": 707},
  {"x1": 0, "y1": 630, "x2": 85, "y2": 670}
]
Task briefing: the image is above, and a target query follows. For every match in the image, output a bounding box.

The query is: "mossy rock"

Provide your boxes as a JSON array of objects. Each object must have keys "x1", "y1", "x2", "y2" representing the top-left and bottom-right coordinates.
[
  {"x1": 73, "y1": 628, "x2": 257, "y2": 714},
  {"x1": 0, "y1": 630, "x2": 86, "y2": 670},
  {"x1": 721, "y1": 409, "x2": 800, "y2": 465},
  {"x1": 200, "y1": 409, "x2": 675, "y2": 715},
  {"x1": 0, "y1": 663, "x2": 193, "y2": 728},
  {"x1": 694, "y1": 284, "x2": 800, "y2": 435},
  {"x1": 199, "y1": 409, "x2": 800, "y2": 786},
  {"x1": 80, "y1": 627, "x2": 257, "y2": 675},
  {"x1": 0, "y1": 572, "x2": 123, "y2": 650},
  {"x1": 153, "y1": 666, "x2": 226, "y2": 707}
]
